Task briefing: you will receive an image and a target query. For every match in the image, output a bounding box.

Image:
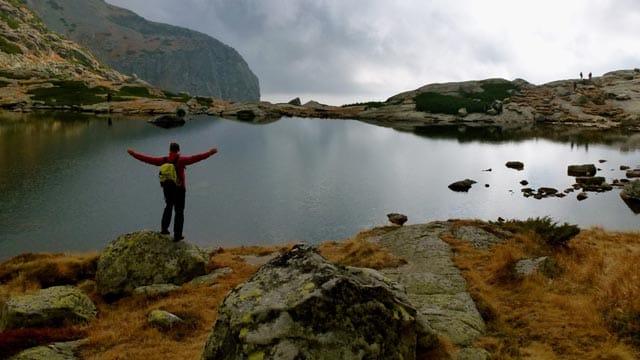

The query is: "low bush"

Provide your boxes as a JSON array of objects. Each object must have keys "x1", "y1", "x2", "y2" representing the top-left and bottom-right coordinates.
[
  {"x1": 342, "y1": 101, "x2": 385, "y2": 109},
  {"x1": 497, "y1": 216, "x2": 580, "y2": 247},
  {"x1": 117, "y1": 86, "x2": 152, "y2": 98}
]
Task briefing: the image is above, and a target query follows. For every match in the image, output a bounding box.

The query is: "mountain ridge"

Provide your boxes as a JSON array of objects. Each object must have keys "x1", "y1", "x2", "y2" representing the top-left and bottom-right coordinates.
[{"x1": 25, "y1": 0, "x2": 260, "y2": 101}]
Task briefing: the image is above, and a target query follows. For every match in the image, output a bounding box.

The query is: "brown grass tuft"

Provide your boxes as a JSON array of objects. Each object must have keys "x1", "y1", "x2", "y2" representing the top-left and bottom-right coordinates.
[
  {"x1": 0, "y1": 326, "x2": 88, "y2": 358},
  {"x1": 0, "y1": 252, "x2": 99, "y2": 296},
  {"x1": 444, "y1": 221, "x2": 640, "y2": 359},
  {"x1": 319, "y1": 235, "x2": 406, "y2": 269}
]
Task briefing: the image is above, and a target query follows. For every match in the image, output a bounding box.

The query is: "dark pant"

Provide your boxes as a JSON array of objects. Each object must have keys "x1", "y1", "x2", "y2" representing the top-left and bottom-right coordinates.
[{"x1": 161, "y1": 183, "x2": 186, "y2": 238}]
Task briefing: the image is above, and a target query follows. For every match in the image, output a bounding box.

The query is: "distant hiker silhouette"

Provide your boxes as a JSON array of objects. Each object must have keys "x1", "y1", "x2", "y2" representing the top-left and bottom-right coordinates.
[
  {"x1": 589, "y1": 72, "x2": 592, "y2": 80},
  {"x1": 127, "y1": 143, "x2": 218, "y2": 241},
  {"x1": 580, "y1": 72, "x2": 583, "y2": 79}
]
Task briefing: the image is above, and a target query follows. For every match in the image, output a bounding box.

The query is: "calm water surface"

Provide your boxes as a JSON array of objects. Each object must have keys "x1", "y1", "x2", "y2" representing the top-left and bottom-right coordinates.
[{"x1": 1, "y1": 112, "x2": 638, "y2": 260}]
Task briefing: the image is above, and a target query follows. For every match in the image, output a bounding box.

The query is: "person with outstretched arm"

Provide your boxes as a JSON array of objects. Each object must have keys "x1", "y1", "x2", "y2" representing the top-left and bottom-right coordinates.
[{"x1": 127, "y1": 142, "x2": 218, "y2": 242}]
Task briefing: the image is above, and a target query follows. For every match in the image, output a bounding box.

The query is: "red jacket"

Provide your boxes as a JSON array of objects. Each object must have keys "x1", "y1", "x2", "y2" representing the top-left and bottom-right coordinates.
[{"x1": 129, "y1": 149, "x2": 216, "y2": 188}]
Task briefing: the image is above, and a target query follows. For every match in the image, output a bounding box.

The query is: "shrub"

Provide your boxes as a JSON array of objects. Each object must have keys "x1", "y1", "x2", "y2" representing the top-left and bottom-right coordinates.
[
  {"x1": 342, "y1": 101, "x2": 385, "y2": 109},
  {"x1": 497, "y1": 216, "x2": 580, "y2": 247}
]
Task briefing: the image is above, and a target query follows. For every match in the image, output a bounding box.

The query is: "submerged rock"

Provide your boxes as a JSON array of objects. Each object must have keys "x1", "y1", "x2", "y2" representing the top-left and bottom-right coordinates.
[
  {"x1": 0, "y1": 286, "x2": 96, "y2": 330},
  {"x1": 96, "y1": 231, "x2": 208, "y2": 300},
  {"x1": 202, "y1": 245, "x2": 436, "y2": 360},
  {"x1": 568, "y1": 164, "x2": 596, "y2": 177}
]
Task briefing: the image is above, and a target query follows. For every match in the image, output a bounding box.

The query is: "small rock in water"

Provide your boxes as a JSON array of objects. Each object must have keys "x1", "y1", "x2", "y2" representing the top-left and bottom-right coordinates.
[
  {"x1": 577, "y1": 192, "x2": 589, "y2": 201},
  {"x1": 387, "y1": 213, "x2": 408, "y2": 226},
  {"x1": 520, "y1": 180, "x2": 529, "y2": 186},
  {"x1": 505, "y1": 161, "x2": 524, "y2": 170},
  {"x1": 448, "y1": 179, "x2": 477, "y2": 192}
]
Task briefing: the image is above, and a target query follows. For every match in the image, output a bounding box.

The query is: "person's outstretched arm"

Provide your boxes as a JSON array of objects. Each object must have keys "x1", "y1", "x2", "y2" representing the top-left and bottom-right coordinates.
[
  {"x1": 127, "y1": 148, "x2": 166, "y2": 166},
  {"x1": 180, "y1": 148, "x2": 218, "y2": 165}
]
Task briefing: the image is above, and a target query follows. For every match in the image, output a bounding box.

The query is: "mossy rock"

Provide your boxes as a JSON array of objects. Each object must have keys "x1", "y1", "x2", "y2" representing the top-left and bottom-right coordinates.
[
  {"x1": 95, "y1": 231, "x2": 208, "y2": 300},
  {"x1": 202, "y1": 245, "x2": 436, "y2": 360},
  {"x1": 0, "y1": 286, "x2": 96, "y2": 331}
]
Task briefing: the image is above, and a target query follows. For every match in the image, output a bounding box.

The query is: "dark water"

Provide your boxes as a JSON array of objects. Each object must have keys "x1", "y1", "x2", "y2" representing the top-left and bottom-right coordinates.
[{"x1": 1, "y1": 112, "x2": 638, "y2": 261}]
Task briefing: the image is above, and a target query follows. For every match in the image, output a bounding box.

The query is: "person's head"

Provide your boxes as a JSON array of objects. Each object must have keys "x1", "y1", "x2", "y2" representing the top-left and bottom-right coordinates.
[{"x1": 169, "y1": 142, "x2": 180, "y2": 153}]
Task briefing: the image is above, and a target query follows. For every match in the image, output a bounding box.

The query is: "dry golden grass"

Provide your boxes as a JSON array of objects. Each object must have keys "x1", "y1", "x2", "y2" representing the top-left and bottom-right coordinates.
[
  {"x1": 0, "y1": 238, "x2": 404, "y2": 359},
  {"x1": 0, "y1": 252, "x2": 99, "y2": 297},
  {"x1": 318, "y1": 227, "x2": 406, "y2": 269},
  {"x1": 444, "y1": 221, "x2": 640, "y2": 359}
]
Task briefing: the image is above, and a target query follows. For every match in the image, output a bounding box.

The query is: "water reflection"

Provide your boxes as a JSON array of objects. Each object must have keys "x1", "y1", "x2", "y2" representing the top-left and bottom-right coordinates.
[{"x1": 0, "y1": 112, "x2": 638, "y2": 262}]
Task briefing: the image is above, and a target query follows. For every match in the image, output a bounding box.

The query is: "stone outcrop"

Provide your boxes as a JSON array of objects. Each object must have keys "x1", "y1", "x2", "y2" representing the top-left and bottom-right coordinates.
[
  {"x1": 8, "y1": 339, "x2": 87, "y2": 360},
  {"x1": 0, "y1": 286, "x2": 96, "y2": 330},
  {"x1": 25, "y1": 0, "x2": 260, "y2": 102},
  {"x1": 95, "y1": 231, "x2": 208, "y2": 300},
  {"x1": 202, "y1": 244, "x2": 436, "y2": 360},
  {"x1": 620, "y1": 180, "x2": 640, "y2": 213},
  {"x1": 360, "y1": 222, "x2": 487, "y2": 353}
]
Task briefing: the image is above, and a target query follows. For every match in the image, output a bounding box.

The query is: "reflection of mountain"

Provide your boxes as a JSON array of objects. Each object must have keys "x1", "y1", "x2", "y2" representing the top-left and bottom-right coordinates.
[{"x1": 25, "y1": 0, "x2": 260, "y2": 101}]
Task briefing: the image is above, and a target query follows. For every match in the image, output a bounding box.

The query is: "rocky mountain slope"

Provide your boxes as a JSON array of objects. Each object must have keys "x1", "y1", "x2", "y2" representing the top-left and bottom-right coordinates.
[
  {"x1": 0, "y1": 0, "x2": 196, "y2": 114},
  {"x1": 25, "y1": 0, "x2": 259, "y2": 102}
]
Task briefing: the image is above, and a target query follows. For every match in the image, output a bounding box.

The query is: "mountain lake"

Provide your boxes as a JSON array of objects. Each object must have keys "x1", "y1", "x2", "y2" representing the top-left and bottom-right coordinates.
[{"x1": 0, "y1": 111, "x2": 638, "y2": 261}]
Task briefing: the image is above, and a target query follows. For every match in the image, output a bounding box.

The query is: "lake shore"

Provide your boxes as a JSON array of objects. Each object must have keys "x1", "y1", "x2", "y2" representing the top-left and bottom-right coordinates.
[{"x1": 1, "y1": 219, "x2": 639, "y2": 359}]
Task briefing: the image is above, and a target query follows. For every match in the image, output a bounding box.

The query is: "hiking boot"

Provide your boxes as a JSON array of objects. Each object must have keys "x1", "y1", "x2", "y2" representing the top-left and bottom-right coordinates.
[
  {"x1": 160, "y1": 229, "x2": 170, "y2": 235},
  {"x1": 173, "y1": 235, "x2": 184, "y2": 242}
]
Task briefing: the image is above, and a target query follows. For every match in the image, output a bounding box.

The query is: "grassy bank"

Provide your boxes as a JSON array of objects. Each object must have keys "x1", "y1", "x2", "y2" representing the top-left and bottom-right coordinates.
[{"x1": 0, "y1": 222, "x2": 639, "y2": 359}]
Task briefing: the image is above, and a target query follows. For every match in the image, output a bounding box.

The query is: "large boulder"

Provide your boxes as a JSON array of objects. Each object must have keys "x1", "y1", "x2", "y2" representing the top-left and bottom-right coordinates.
[
  {"x1": 0, "y1": 286, "x2": 96, "y2": 330},
  {"x1": 202, "y1": 245, "x2": 435, "y2": 360},
  {"x1": 96, "y1": 231, "x2": 208, "y2": 300}
]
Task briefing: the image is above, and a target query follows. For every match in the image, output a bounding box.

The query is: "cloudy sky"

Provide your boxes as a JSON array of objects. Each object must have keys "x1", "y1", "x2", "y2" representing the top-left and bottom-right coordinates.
[{"x1": 106, "y1": 0, "x2": 640, "y2": 105}]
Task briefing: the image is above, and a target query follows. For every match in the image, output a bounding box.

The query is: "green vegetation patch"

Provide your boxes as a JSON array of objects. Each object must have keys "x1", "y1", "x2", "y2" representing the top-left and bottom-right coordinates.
[
  {"x1": 416, "y1": 82, "x2": 519, "y2": 115},
  {"x1": 162, "y1": 90, "x2": 191, "y2": 101},
  {"x1": 117, "y1": 86, "x2": 152, "y2": 98},
  {"x1": 195, "y1": 96, "x2": 213, "y2": 108},
  {"x1": 27, "y1": 80, "x2": 110, "y2": 106},
  {"x1": 496, "y1": 216, "x2": 580, "y2": 247},
  {"x1": 0, "y1": 10, "x2": 20, "y2": 29},
  {"x1": 0, "y1": 36, "x2": 23, "y2": 55}
]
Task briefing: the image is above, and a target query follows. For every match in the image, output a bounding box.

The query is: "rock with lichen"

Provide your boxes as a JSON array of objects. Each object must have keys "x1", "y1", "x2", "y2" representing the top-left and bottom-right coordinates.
[
  {"x1": 95, "y1": 231, "x2": 208, "y2": 300},
  {"x1": 201, "y1": 244, "x2": 436, "y2": 360},
  {"x1": 0, "y1": 286, "x2": 96, "y2": 330}
]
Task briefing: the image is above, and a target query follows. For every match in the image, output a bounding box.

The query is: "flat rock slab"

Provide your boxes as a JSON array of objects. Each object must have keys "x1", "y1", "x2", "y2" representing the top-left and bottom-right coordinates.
[{"x1": 362, "y1": 222, "x2": 485, "y2": 347}]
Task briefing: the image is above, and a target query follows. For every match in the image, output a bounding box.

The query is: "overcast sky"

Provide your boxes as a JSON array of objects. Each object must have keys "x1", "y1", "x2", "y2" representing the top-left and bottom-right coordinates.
[{"x1": 106, "y1": 0, "x2": 640, "y2": 105}]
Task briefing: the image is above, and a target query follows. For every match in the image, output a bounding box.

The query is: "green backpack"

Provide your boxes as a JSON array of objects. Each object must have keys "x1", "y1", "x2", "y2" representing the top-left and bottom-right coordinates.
[{"x1": 159, "y1": 156, "x2": 180, "y2": 186}]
